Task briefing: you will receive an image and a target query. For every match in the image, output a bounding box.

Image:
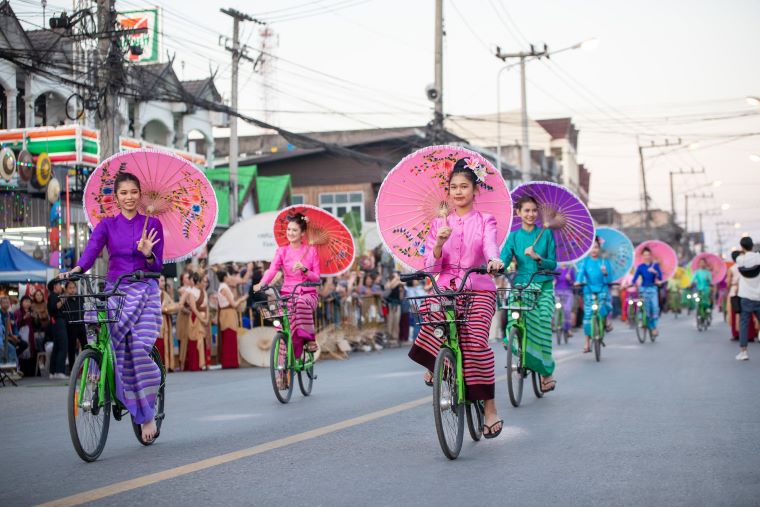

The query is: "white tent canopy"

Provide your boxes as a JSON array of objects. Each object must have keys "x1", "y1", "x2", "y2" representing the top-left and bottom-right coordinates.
[{"x1": 208, "y1": 212, "x2": 279, "y2": 265}]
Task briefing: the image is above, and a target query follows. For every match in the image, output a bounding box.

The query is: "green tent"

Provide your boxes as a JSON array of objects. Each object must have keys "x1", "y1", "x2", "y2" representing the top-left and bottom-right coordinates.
[
  {"x1": 206, "y1": 165, "x2": 257, "y2": 225},
  {"x1": 255, "y1": 174, "x2": 292, "y2": 212}
]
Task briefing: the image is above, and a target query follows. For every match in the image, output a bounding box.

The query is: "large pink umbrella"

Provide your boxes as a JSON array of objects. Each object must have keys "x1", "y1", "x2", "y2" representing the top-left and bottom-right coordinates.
[
  {"x1": 375, "y1": 145, "x2": 512, "y2": 270},
  {"x1": 634, "y1": 240, "x2": 678, "y2": 281},
  {"x1": 83, "y1": 149, "x2": 218, "y2": 262},
  {"x1": 691, "y1": 252, "x2": 727, "y2": 283}
]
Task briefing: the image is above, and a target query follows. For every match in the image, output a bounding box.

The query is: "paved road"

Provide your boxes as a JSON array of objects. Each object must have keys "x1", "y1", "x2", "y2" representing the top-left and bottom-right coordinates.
[{"x1": 2, "y1": 313, "x2": 759, "y2": 507}]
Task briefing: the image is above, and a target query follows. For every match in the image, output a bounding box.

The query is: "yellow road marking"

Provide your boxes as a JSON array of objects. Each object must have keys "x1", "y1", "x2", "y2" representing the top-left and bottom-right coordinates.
[{"x1": 38, "y1": 352, "x2": 580, "y2": 507}]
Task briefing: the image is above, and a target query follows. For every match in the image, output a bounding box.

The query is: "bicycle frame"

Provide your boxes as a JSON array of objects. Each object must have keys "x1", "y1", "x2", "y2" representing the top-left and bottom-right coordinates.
[
  {"x1": 588, "y1": 294, "x2": 605, "y2": 341},
  {"x1": 77, "y1": 309, "x2": 117, "y2": 414}
]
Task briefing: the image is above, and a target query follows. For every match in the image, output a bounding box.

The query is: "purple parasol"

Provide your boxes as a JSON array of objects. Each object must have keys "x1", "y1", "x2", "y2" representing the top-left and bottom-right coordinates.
[{"x1": 510, "y1": 181, "x2": 596, "y2": 262}]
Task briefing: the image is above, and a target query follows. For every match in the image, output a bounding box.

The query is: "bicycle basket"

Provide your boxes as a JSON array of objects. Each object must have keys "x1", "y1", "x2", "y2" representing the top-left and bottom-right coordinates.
[
  {"x1": 406, "y1": 292, "x2": 475, "y2": 326},
  {"x1": 254, "y1": 298, "x2": 286, "y2": 320},
  {"x1": 496, "y1": 286, "x2": 540, "y2": 311},
  {"x1": 61, "y1": 276, "x2": 126, "y2": 324}
]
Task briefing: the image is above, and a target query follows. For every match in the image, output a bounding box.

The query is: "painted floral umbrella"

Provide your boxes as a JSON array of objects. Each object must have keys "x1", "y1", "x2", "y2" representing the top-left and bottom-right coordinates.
[
  {"x1": 375, "y1": 145, "x2": 512, "y2": 270},
  {"x1": 274, "y1": 204, "x2": 355, "y2": 276},
  {"x1": 691, "y1": 252, "x2": 727, "y2": 284},
  {"x1": 510, "y1": 181, "x2": 595, "y2": 262},
  {"x1": 595, "y1": 227, "x2": 634, "y2": 282},
  {"x1": 634, "y1": 240, "x2": 678, "y2": 281},
  {"x1": 83, "y1": 149, "x2": 218, "y2": 262}
]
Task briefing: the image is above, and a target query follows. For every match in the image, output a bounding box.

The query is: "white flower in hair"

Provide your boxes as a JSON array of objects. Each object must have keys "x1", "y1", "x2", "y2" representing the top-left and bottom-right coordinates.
[
  {"x1": 464, "y1": 157, "x2": 487, "y2": 183},
  {"x1": 302, "y1": 215, "x2": 309, "y2": 223}
]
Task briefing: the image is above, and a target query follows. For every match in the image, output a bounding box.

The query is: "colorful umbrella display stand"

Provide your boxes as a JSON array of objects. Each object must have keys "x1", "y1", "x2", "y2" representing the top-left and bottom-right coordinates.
[
  {"x1": 595, "y1": 227, "x2": 634, "y2": 282},
  {"x1": 83, "y1": 149, "x2": 218, "y2": 262},
  {"x1": 274, "y1": 204, "x2": 355, "y2": 276},
  {"x1": 634, "y1": 240, "x2": 678, "y2": 281},
  {"x1": 691, "y1": 252, "x2": 727, "y2": 284},
  {"x1": 510, "y1": 181, "x2": 595, "y2": 263},
  {"x1": 376, "y1": 145, "x2": 512, "y2": 270}
]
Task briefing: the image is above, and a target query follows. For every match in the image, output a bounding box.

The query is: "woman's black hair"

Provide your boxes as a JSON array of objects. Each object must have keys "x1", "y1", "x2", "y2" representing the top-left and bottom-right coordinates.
[
  {"x1": 114, "y1": 171, "x2": 141, "y2": 193},
  {"x1": 288, "y1": 212, "x2": 308, "y2": 232},
  {"x1": 642, "y1": 246, "x2": 652, "y2": 254},
  {"x1": 514, "y1": 194, "x2": 538, "y2": 211},
  {"x1": 731, "y1": 250, "x2": 741, "y2": 262},
  {"x1": 216, "y1": 265, "x2": 237, "y2": 283},
  {"x1": 448, "y1": 158, "x2": 478, "y2": 186},
  {"x1": 189, "y1": 271, "x2": 201, "y2": 285},
  {"x1": 20, "y1": 295, "x2": 31, "y2": 306}
]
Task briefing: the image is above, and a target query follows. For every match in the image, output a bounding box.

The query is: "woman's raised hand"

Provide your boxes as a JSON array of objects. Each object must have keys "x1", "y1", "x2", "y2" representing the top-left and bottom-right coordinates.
[
  {"x1": 137, "y1": 227, "x2": 160, "y2": 258},
  {"x1": 436, "y1": 225, "x2": 452, "y2": 246}
]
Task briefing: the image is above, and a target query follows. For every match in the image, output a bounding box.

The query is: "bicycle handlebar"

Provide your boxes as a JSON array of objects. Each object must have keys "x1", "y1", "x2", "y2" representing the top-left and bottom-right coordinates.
[
  {"x1": 401, "y1": 265, "x2": 490, "y2": 295},
  {"x1": 504, "y1": 269, "x2": 560, "y2": 287},
  {"x1": 255, "y1": 280, "x2": 321, "y2": 300},
  {"x1": 67, "y1": 270, "x2": 160, "y2": 296}
]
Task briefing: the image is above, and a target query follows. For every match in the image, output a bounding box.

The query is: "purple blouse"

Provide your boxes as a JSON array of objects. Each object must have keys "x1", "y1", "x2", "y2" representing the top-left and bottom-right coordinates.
[
  {"x1": 555, "y1": 265, "x2": 576, "y2": 291},
  {"x1": 76, "y1": 213, "x2": 164, "y2": 283},
  {"x1": 424, "y1": 210, "x2": 500, "y2": 291}
]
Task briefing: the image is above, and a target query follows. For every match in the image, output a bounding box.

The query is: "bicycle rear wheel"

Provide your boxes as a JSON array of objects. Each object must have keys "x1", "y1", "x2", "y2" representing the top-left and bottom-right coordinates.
[
  {"x1": 506, "y1": 328, "x2": 524, "y2": 407},
  {"x1": 68, "y1": 348, "x2": 110, "y2": 462},
  {"x1": 466, "y1": 400, "x2": 484, "y2": 441},
  {"x1": 553, "y1": 310, "x2": 563, "y2": 345},
  {"x1": 298, "y1": 350, "x2": 315, "y2": 396},
  {"x1": 270, "y1": 332, "x2": 294, "y2": 404},
  {"x1": 433, "y1": 347, "x2": 464, "y2": 460},
  {"x1": 131, "y1": 346, "x2": 166, "y2": 445},
  {"x1": 531, "y1": 371, "x2": 544, "y2": 398}
]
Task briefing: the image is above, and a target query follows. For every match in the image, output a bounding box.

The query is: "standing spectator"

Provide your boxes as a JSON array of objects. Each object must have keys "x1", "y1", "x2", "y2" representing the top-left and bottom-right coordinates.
[
  {"x1": 735, "y1": 236, "x2": 760, "y2": 361},
  {"x1": 554, "y1": 263, "x2": 576, "y2": 338},
  {"x1": 384, "y1": 271, "x2": 403, "y2": 343},
  {"x1": 31, "y1": 289, "x2": 49, "y2": 368},
  {"x1": 405, "y1": 279, "x2": 426, "y2": 342},
  {"x1": 158, "y1": 274, "x2": 179, "y2": 371},
  {"x1": 1, "y1": 295, "x2": 27, "y2": 377},
  {"x1": 217, "y1": 266, "x2": 247, "y2": 369},
  {"x1": 63, "y1": 281, "x2": 86, "y2": 373},
  {"x1": 15, "y1": 296, "x2": 35, "y2": 376},
  {"x1": 181, "y1": 272, "x2": 207, "y2": 371},
  {"x1": 177, "y1": 271, "x2": 198, "y2": 370},
  {"x1": 46, "y1": 280, "x2": 68, "y2": 379}
]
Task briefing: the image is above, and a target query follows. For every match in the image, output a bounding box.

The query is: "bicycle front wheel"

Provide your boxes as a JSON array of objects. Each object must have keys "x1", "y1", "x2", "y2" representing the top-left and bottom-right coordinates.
[
  {"x1": 506, "y1": 327, "x2": 524, "y2": 407},
  {"x1": 270, "y1": 332, "x2": 294, "y2": 404},
  {"x1": 531, "y1": 371, "x2": 544, "y2": 398},
  {"x1": 636, "y1": 312, "x2": 647, "y2": 344},
  {"x1": 433, "y1": 347, "x2": 464, "y2": 460},
  {"x1": 298, "y1": 350, "x2": 315, "y2": 396},
  {"x1": 68, "y1": 348, "x2": 110, "y2": 462},
  {"x1": 466, "y1": 400, "x2": 484, "y2": 441},
  {"x1": 131, "y1": 346, "x2": 166, "y2": 445},
  {"x1": 553, "y1": 310, "x2": 563, "y2": 345}
]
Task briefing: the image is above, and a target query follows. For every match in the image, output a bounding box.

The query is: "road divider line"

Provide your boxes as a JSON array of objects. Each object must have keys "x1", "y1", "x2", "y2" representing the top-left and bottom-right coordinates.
[{"x1": 38, "y1": 352, "x2": 581, "y2": 507}]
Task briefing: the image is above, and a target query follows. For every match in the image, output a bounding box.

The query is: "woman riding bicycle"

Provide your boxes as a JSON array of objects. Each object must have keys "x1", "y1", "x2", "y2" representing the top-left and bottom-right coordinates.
[
  {"x1": 408, "y1": 158, "x2": 505, "y2": 439},
  {"x1": 254, "y1": 213, "x2": 321, "y2": 357},
  {"x1": 632, "y1": 246, "x2": 664, "y2": 337},
  {"x1": 691, "y1": 259, "x2": 713, "y2": 309},
  {"x1": 64, "y1": 171, "x2": 163, "y2": 443},
  {"x1": 574, "y1": 238, "x2": 613, "y2": 353},
  {"x1": 501, "y1": 195, "x2": 558, "y2": 393},
  {"x1": 555, "y1": 263, "x2": 576, "y2": 340}
]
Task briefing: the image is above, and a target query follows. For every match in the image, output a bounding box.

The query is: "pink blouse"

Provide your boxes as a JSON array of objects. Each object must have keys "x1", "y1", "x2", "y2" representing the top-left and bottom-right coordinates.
[
  {"x1": 424, "y1": 210, "x2": 500, "y2": 291},
  {"x1": 260, "y1": 245, "x2": 321, "y2": 295}
]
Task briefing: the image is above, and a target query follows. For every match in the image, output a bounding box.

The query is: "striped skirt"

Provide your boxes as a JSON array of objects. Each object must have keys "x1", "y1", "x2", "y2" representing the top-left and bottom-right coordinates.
[
  {"x1": 507, "y1": 281, "x2": 555, "y2": 377},
  {"x1": 89, "y1": 281, "x2": 162, "y2": 425},
  {"x1": 409, "y1": 291, "x2": 496, "y2": 401},
  {"x1": 289, "y1": 292, "x2": 318, "y2": 358}
]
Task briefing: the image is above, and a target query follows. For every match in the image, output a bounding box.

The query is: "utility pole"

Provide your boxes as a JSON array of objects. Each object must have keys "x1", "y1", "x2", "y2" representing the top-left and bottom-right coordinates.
[
  {"x1": 683, "y1": 192, "x2": 713, "y2": 257},
  {"x1": 97, "y1": 0, "x2": 117, "y2": 159},
  {"x1": 495, "y1": 44, "x2": 549, "y2": 180},
  {"x1": 637, "y1": 138, "x2": 682, "y2": 231},
  {"x1": 669, "y1": 167, "x2": 704, "y2": 221},
  {"x1": 221, "y1": 8, "x2": 264, "y2": 224},
  {"x1": 698, "y1": 210, "x2": 721, "y2": 253},
  {"x1": 425, "y1": 0, "x2": 445, "y2": 143}
]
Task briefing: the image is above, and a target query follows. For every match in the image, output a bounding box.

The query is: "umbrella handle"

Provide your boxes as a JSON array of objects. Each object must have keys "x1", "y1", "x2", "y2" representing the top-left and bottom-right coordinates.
[
  {"x1": 531, "y1": 227, "x2": 546, "y2": 247},
  {"x1": 141, "y1": 214, "x2": 150, "y2": 238}
]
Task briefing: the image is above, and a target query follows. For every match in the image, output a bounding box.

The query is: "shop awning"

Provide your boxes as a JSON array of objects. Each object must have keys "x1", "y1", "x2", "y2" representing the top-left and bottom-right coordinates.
[
  {"x1": 205, "y1": 165, "x2": 258, "y2": 226},
  {"x1": 0, "y1": 240, "x2": 53, "y2": 282},
  {"x1": 255, "y1": 174, "x2": 291, "y2": 212}
]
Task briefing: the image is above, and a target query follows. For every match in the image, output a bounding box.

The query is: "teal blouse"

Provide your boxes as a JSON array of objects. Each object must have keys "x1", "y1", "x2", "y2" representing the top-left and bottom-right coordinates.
[{"x1": 500, "y1": 226, "x2": 557, "y2": 285}]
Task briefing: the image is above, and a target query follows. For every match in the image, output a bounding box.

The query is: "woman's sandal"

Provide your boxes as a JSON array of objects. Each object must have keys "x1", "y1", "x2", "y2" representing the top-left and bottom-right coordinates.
[
  {"x1": 582, "y1": 347, "x2": 591, "y2": 353},
  {"x1": 540, "y1": 378, "x2": 557, "y2": 393},
  {"x1": 305, "y1": 342, "x2": 319, "y2": 353},
  {"x1": 423, "y1": 370, "x2": 433, "y2": 387},
  {"x1": 483, "y1": 419, "x2": 504, "y2": 439}
]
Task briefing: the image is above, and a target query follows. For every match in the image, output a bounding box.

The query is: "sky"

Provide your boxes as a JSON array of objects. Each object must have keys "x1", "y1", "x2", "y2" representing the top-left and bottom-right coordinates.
[{"x1": 15, "y1": 0, "x2": 760, "y2": 253}]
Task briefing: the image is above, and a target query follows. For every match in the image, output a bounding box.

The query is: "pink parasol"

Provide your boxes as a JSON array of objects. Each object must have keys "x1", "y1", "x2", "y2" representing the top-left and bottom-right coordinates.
[
  {"x1": 83, "y1": 149, "x2": 218, "y2": 262},
  {"x1": 691, "y1": 252, "x2": 727, "y2": 284},
  {"x1": 375, "y1": 145, "x2": 512, "y2": 270},
  {"x1": 634, "y1": 240, "x2": 678, "y2": 281}
]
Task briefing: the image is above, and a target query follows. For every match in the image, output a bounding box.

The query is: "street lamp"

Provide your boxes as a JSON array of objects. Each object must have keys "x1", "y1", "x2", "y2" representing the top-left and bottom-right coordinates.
[
  {"x1": 494, "y1": 38, "x2": 597, "y2": 182},
  {"x1": 746, "y1": 96, "x2": 760, "y2": 107}
]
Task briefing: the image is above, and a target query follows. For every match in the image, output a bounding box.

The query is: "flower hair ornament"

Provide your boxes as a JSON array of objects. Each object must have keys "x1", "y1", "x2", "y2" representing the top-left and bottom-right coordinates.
[{"x1": 464, "y1": 157, "x2": 487, "y2": 183}]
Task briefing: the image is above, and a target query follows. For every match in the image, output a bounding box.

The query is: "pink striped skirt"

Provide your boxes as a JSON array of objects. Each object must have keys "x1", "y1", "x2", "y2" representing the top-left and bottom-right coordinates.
[
  {"x1": 289, "y1": 292, "x2": 318, "y2": 358},
  {"x1": 409, "y1": 291, "x2": 496, "y2": 400}
]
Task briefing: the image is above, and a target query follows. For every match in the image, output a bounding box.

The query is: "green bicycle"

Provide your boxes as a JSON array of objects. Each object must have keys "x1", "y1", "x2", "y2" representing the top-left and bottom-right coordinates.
[
  {"x1": 254, "y1": 281, "x2": 321, "y2": 404},
  {"x1": 551, "y1": 297, "x2": 568, "y2": 345},
  {"x1": 695, "y1": 291, "x2": 712, "y2": 332},
  {"x1": 633, "y1": 298, "x2": 652, "y2": 344},
  {"x1": 402, "y1": 266, "x2": 488, "y2": 460},
  {"x1": 499, "y1": 270, "x2": 559, "y2": 407},
  {"x1": 65, "y1": 271, "x2": 166, "y2": 463},
  {"x1": 576, "y1": 283, "x2": 618, "y2": 362}
]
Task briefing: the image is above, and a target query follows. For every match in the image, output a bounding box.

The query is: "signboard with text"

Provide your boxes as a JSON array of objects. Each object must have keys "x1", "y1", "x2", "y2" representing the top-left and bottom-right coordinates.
[{"x1": 116, "y1": 8, "x2": 160, "y2": 63}]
